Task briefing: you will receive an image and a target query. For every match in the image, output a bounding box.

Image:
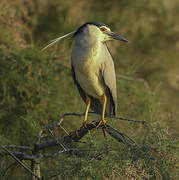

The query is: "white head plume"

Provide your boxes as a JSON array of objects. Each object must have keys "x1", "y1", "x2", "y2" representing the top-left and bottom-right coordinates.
[{"x1": 41, "y1": 31, "x2": 76, "y2": 51}]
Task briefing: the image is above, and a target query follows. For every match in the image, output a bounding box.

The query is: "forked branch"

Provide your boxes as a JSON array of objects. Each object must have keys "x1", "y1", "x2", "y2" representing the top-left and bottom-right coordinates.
[{"x1": 1, "y1": 113, "x2": 144, "y2": 179}]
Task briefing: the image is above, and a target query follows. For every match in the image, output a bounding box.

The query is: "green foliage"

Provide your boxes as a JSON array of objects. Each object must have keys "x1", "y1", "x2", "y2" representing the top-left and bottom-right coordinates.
[
  {"x1": 37, "y1": 126, "x2": 178, "y2": 180},
  {"x1": 0, "y1": 0, "x2": 178, "y2": 179}
]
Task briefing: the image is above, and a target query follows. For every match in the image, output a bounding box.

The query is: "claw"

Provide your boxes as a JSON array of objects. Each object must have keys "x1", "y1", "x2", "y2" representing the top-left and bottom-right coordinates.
[
  {"x1": 82, "y1": 121, "x2": 88, "y2": 128},
  {"x1": 96, "y1": 119, "x2": 106, "y2": 129}
]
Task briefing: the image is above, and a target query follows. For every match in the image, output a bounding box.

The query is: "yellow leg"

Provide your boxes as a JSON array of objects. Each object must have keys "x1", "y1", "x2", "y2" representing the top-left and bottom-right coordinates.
[
  {"x1": 96, "y1": 94, "x2": 107, "y2": 128},
  {"x1": 101, "y1": 94, "x2": 107, "y2": 124},
  {"x1": 83, "y1": 95, "x2": 91, "y2": 127}
]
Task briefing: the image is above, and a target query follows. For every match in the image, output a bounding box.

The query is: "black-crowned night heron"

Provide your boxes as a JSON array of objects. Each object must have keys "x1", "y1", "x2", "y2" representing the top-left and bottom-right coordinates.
[{"x1": 42, "y1": 22, "x2": 128, "y2": 127}]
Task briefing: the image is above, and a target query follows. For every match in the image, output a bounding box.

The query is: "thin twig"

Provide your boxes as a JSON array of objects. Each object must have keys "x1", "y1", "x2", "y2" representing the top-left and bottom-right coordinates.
[
  {"x1": 35, "y1": 113, "x2": 78, "y2": 143},
  {"x1": 0, "y1": 145, "x2": 41, "y2": 180},
  {"x1": 88, "y1": 111, "x2": 146, "y2": 123},
  {"x1": 1, "y1": 150, "x2": 35, "y2": 160},
  {"x1": 106, "y1": 124, "x2": 137, "y2": 146},
  {"x1": 35, "y1": 122, "x2": 98, "y2": 151},
  {"x1": 40, "y1": 112, "x2": 145, "y2": 133},
  {"x1": 48, "y1": 129, "x2": 68, "y2": 152},
  {"x1": 42, "y1": 112, "x2": 84, "y2": 130},
  {"x1": 108, "y1": 115, "x2": 146, "y2": 123},
  {"x1": 3, "y1": 145, "x2": 32, "y2": 151},
  {"x1": 62, "y1": 112, "x2": 145, "y2": 123},
  {"x1": 2, "y1": 161, "x2": 17, "y2": 179}
]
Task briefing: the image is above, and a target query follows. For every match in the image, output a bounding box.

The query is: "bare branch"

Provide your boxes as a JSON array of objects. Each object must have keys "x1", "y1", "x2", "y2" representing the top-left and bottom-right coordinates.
[
  {"x1": 105, "y1": 114, "x2": 145, "y2": 123},
  {"x1": 40, "y1": 112, "x2": 145, "y2": 134},
  {"x1": 35, "y1": 120, "x2": 138, "y2": 152},
  {"x1": 0, "y1": 145, "x2": 41, "y2": 180},
  {"x1": 42, "y1": 112, "x2": 84, "y2": 129},
  {"x1": 105, "y1": 124, "x2": 137, "y2": 146},
  {"x1": 35, "y1": 122, "x2": 97, "y2": 151},
  {"x1": 1, "y1": 112, "x2": 147, "y2": 179},
  {"x1": 1, "y1": 120, "x2": 139, "y2": 159},
  {"x1": 34, "y1": 112, "x2": 84, "y2": 144},
  {"x1": 3, "y1": 145, "x2": 32, "y2": 151},
  {"x1": 1, "y1": 150, "x2": 35, "y2": 160}
]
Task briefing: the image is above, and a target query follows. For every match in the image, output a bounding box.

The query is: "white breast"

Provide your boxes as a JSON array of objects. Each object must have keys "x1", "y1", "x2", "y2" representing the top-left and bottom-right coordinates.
[{"x1": 71, "y1": 42, "x2": 105, "y2": 99}]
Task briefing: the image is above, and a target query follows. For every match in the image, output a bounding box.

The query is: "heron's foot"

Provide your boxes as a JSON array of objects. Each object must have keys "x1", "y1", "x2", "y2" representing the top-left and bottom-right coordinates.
[
  {"x1": 96, "y1": 119, "x2": 107, "y2": 129},
  {"x1": 82, "y1": 121, "x2": 88, "y2": 128}
]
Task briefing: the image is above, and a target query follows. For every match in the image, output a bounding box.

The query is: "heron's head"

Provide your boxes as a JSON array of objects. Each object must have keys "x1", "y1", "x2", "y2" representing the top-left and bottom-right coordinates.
[
  {"x1": 41, "y1": 22, "x2": 128, "y2": 51},
  {"x1": 74, "y1": 22, "x2": 128, "y2": 43}
]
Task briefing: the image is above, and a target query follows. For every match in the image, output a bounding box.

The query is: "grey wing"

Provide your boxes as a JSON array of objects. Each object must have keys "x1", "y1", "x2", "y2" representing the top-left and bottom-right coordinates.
[
  {"x1": 71, "y1": 65, "x2": 86, "y2": 102},
  {"x1": 71, "y1": 65, "x2": 103, "y2": 114},
  {"x1": 101, "y1": 43, "x2": 117, "y2": 115}
]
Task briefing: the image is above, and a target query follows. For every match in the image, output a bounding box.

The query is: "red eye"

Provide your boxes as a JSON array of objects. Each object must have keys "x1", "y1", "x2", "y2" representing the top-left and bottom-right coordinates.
[{"x1": 100, "y1": 27, "x2": 106, "y2": 32}]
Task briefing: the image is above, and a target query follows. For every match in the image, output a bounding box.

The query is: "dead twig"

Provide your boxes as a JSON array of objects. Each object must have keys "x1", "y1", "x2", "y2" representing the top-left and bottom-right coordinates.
[
  {"x1": 2, "y1": 161, "x2": 17, "y2": 179},
  {"x1": 0, "y1": 150, "x2": 35, "y2": 160},
  {"x1": 0, "y1": 145, "x2": 41, "y2": 180},
  {"x1": 2, "y1": 145, "x2": 32, "y2": 151},
  {"x1": 106, "y1": 114, "x2": 145, "y2": 123},
  {"x1": 35, "y1": 112, "x2": 84, "y2": 144},
  {"x1": 105, "y1": 124, "x2": 137, "y2": 146},
  {"x1": 40, "y1": 112, "x2": 145, "y2": 134},
  {"x1": 35, "y1": 122, "x2": 97, "y2": 151}
]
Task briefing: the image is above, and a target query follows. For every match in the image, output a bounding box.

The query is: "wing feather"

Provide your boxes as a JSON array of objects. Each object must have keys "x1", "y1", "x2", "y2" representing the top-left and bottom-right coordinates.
[{"x1": 101, "y1": 43, "x2": 117, "y2": 115}]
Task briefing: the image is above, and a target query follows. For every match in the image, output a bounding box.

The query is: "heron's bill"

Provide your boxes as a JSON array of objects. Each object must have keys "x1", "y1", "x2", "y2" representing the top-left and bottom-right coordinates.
[{"x1": 105, "y1": 32, "x2": 128, "y2": 42}]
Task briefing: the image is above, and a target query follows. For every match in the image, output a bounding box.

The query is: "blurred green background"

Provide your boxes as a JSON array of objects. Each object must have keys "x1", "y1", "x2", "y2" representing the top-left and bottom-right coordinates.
[{"x1": 0, "y1": 0, "x2": 178, "y2": 179}]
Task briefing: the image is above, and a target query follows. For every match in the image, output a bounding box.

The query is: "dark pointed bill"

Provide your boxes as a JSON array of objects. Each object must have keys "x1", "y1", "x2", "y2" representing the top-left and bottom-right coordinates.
[{"x1": 105, "y1": 32, "x2": 128, "y2": 42}]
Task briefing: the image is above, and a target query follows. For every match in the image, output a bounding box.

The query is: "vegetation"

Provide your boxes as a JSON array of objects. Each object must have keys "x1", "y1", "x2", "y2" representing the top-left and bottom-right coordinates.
[{"x1": 0, "y1": 0, "x2": 178, "y2": 179}]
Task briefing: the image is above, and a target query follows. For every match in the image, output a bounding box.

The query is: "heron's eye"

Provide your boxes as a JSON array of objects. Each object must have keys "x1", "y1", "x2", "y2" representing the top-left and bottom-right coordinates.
[{"x1": 100, "y1": 27, "x2": 106, "y2": 32}]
